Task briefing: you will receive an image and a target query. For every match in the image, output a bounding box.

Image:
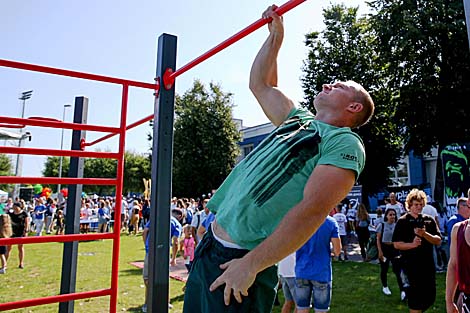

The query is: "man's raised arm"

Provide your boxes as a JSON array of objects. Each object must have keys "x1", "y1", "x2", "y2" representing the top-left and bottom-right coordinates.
[{"x1": 249, "y1": 5, "x2": 294, "y2": 126}]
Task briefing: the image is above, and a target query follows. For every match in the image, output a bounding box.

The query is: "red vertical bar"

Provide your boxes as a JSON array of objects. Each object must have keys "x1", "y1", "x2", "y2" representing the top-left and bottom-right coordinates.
[{"x1": 109, "y1": 85, "x2": 129, "y2": 313}]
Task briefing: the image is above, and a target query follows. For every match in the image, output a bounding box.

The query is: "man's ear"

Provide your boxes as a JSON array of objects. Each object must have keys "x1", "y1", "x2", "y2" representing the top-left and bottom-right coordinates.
[{"x1": 347, "y1": 102, "x2": 363, "y2": 113}]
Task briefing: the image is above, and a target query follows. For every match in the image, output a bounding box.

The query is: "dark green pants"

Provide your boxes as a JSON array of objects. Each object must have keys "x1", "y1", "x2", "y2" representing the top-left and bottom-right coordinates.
[{"x1": 183, "y1": 227, "x2": 278, "y2": 313}]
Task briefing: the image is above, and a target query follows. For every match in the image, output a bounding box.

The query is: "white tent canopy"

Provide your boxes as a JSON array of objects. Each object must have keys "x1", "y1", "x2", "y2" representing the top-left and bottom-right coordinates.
[
  {"x1": 0, "y1": 128, "x2": 31, "y2": 140},
  {"x1": 0, "y1": 189, "x2": 8, "y2": 203}
]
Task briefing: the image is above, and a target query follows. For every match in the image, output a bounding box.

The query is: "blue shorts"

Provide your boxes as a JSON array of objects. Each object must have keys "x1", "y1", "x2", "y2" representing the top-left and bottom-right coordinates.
[
  {"x1": 280, "y1": 276, "x2": 296, "y2": 302},
  {"x1": 294, "y1": 279, "x2": 332, "y2": 312}
]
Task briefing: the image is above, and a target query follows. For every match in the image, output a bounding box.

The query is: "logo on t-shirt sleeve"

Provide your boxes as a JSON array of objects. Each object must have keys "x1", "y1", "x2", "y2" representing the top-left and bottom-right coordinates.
[{"x1": 340, "y1": 153, "x2": 358, "y2": 162}]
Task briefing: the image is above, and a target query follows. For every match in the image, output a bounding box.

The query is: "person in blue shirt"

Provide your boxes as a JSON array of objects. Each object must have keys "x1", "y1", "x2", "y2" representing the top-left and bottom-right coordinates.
[
  {"x1": 446, "y1": 196, "x2": 470, "y2": 250},
  {"x1": 33, "y1": 197, "x2": 47, "y2": 236},
  {"x1": 294, "y1": 216, "x2": 341, "y2": 313}
]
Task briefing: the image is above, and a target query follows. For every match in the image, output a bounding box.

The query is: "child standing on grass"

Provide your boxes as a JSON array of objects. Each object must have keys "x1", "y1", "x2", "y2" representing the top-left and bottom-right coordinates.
[
  {"x1": 180, "y1": 224, "x2": 195, "y2": 273},
  {"x1": 53, "y1": 209, "x2": 65, "y2": 235},
  {"x1": 0, "y1": 214, "x2": 13, "y2": 274}
]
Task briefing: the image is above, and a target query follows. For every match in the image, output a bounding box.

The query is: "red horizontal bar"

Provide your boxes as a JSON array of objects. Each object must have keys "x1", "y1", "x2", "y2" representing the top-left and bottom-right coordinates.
[
  {"x1": 0, "y1": 146, "x2": 119, "y2": 159},
  {"x1": 167, "y1": 0, "x2": 307, "y2": 83},
  {"x1": 0, "y1": 232, "x2": 114, "y2": 245},
  {"x1": 0, "y1": 288, "x2": 112, "y2": 311},
  {"x1": 0, "y1": 116, "x2": 120, "y2": 133},
  {"x1": 0, "y1": 176, "x2": 117, "y2": 185},
  {"x1": 0, "y1": 58, "x2": 158, "y2": 90},
  {"x1": 85, "y1": 114, "x2": 153, "y2": 147}
]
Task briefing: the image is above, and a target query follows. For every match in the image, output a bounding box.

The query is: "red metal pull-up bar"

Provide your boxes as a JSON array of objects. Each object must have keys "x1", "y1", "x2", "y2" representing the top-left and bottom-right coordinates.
[
  {"x1": 0, "y1": 116, "x2": 120, "y2": 133},
  {"x1": 0, "y1": 289, "x2": 112, "y2": 311},
  {"x1": 84, "y1": 0, "x2": 308, "y2": 148},
  {"x1": 0, "y1": 146, "x2": 119, "y2": 159},
  {"x1": 0, "y1": 59, "x2": 159, "y2": 91},
  {"x1": 163, "y1": 0, "x2": 307, "y2": 88},
  {"x1": 84, "y1": 113, "x2": 154, "y2": 147}
]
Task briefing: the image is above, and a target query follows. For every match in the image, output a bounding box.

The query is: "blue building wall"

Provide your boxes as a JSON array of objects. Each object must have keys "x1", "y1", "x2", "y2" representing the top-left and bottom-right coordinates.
[{"x1": 408, "y1": 151, "x2": 427, "y2": 185}]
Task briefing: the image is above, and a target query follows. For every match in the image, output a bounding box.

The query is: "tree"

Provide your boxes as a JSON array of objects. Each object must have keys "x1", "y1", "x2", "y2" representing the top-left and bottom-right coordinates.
[
  {"x1": 42, "y1": 151, "x2": 151, "y2": 195},
  {"x1": 368, "y1": 0, "x2": 470, "y2": 202},
  {"x1": 368, "y1": 0, "x2": 470, "y2": 154},
  {"x1": 42, "y1": 156, "x2": 70, "y2": 178},
  {"x1": 172, "y1": 80, "x2": 241, "y2": 197},
  {"x1": 300, "y1": 4, "x2": 403, "y2": 195},
  {"x1": 0, "y1": 154, "x2": 13, "y2": 191},
  {"x1": 122, "y1": 151, "x2": 151, "y2": 194}
]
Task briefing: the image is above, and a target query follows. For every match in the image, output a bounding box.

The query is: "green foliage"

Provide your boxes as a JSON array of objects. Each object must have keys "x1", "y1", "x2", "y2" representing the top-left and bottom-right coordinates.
[
  {"x1": 0, "y1": 154, "x2": 13, "y2": 191},
  {"x1": 42, "y1": 151, "x2": 151, "y2": 195},
  {"x1": 172, "y1": 80, "x2": 241, "y2": 197},
  {"x1": 300, "y1": 4, "x2": 403, "y2": 194},
  {"x1": 368, "y1": 0, "x2": 470, "y2": 154}
]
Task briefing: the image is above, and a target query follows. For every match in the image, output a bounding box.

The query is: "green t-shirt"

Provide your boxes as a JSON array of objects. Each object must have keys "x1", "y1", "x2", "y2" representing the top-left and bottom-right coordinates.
[{"x1": 207, "y1": 107, "x2": 365, "y2": 250}]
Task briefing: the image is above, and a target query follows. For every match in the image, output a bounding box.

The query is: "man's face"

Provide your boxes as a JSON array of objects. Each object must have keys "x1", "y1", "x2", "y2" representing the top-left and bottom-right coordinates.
[
  {"x1": 460, "y1": 199, "x2": 470, "y2": 219},
  {"x1": 389, "y1": 193, "x2": 397, "y2": 204},
  {"x1": 314, "y1": 81, "x2": 358, "y2": 112},
  {"x1": 409, "y1": 200, "x2": 424, "y2": 216},
  {"x1": 203, "y1": 202, "x2": 209, "y2": 213}
]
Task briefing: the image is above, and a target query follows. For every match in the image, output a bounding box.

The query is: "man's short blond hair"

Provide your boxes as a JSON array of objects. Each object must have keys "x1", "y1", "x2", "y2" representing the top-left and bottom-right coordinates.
[{"x1": 349, "y1": 81, "x2": 375, "y2": 128}]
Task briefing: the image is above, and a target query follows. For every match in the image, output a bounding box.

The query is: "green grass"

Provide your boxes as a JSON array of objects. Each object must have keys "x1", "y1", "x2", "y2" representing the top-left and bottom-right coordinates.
[{"x1": 0, "y1": 235, "x2": 446, "y2": 312}]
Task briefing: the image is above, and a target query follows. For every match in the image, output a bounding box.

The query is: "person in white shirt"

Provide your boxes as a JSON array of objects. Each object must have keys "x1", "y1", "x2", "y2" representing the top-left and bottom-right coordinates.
[
  {"x1": 386, "y1": 192, "x2": 406, "y2": 217},
  {"x1": 422, "y1": 196, "x2": 439, "y2": 227},
  {"x1": 332, "y1": 205, "x2": 349, "y2": 261},
  {"x1": 278, "y1": 252, "x2": 296, "y2": 313}
]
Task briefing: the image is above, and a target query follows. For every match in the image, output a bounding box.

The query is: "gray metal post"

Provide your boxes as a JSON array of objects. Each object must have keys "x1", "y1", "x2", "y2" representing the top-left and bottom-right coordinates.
[
  {"x1": 148, "y1": 33, "x2": 177, "y2": 313},
  {"x1": 59, "y1": 96, "x2": 88, "y2": 313}
]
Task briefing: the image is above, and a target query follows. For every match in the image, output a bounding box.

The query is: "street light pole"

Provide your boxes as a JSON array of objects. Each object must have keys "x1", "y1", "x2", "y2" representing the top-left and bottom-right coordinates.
[
  {"x1": 13, "y1": 90, "x2": 33, "y2": 200},
  {"x1": 57, "y1": 104, "x2": 72, "y2": 194}
]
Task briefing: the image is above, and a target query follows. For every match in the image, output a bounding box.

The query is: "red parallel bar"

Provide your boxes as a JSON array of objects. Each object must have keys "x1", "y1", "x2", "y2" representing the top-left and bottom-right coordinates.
[
  {"x1": 0, "y1": 116, "x2": 120, "y2": 133},
  {"x1": 85, "y1": 113, "x2": 153, "y2": 147},
  {"x1": 167, "y1": 0, "x2": 307, "y2": 83},
  {"x1": 0, "y1": 288, "x2": 112, "y2": 311},
  {"x1": 109, "y1": 85, "x2": 129, "y2": 313},
  {"x1": 0, "y1": 59, "x2": 158, "y2": 90},
  {"x1": 0, "y1": 146, "x2": 119, "y2": 159},
  {"x1": 0, "y1": 232, "x2": 114, "y2": 245},
  {"x1": 0, "y1": 177, "x2": 117, "y2": 185}
]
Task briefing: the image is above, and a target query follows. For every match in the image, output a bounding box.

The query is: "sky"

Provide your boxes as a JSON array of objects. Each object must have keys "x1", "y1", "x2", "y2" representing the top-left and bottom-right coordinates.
[{"x1": 0, "y1": 0, "x2": 369, "y2": 178}]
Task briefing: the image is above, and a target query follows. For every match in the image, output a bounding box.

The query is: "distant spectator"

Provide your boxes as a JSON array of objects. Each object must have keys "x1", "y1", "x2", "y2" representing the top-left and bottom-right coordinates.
[
  {"x1": 356, "y1": 203, "x2": 370, "y2": 261},
  {"x1": 129, "y1": 200, "x2": 141, "y2": 235},
  {"x1": 33, "y1": 197, "x2": 47, "y2": 236},
  {"x1": 447, "y1": 197, "x2": 470, "y2": 251},
  {"x1": 0, "y1": 214, "x2": 13, "y2": 274},
  {"x1": 332, "y1": 204, "x2": 349, "y2": 261},
  {"x1": 278, "y1": 252, "x2": 297, "y2": 313},
  {"x1": 386, "y1": 192, "x2": 406, "y2": 217},
  {"x1": 373, "y1": 208, "x2": 384, "y2": 231},
  {"x1": 97, "y1": 200, "x2": 110, "y2": 233},
  {"x1": 376, "y1": 208, "x2": 406, "y2": 300},
  {"x1": 6, "y1": 202, "x2": 29, "y2": 269},
  {"x1": 180, "y1": 224, "x2": 195, "y2": 273},
  {"x1": 53, "y1": 209, "x2": 65, "y2": 235}
]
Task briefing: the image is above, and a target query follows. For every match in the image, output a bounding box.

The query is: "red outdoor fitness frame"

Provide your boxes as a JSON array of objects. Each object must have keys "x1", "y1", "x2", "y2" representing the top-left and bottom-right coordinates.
[{"x1": 0, "y1": 0, "x2": 306, "y2": 311}]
